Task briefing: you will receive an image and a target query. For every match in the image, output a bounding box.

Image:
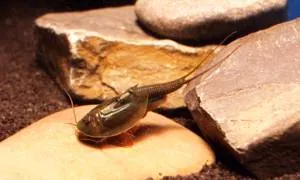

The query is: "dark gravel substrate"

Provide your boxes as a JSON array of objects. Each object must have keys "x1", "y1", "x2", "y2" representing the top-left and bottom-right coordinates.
[{"x1": 0, "y1": 1, "x2": 298, "y2": 179}]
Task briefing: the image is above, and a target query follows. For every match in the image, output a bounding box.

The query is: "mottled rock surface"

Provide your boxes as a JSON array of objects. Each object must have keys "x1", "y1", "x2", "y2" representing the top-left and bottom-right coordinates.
[
  {"x1": 0, "y1": 105, "x2": 215, "y2": 179},
  {"x1": 185, "y1": 19, "x2": 300, "y2": 178},
  {"x1": 35, "y1": 5, "x2": 220, "y2": 109},
  {"x1": 135, "y1": 0, "x2": 287, "y2": 41}
]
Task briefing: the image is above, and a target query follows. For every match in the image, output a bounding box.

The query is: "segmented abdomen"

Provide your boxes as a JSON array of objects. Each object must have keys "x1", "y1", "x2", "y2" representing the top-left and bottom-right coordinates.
[{"x1": 130, "y1": 78, "x2": 185, "y2": 99}]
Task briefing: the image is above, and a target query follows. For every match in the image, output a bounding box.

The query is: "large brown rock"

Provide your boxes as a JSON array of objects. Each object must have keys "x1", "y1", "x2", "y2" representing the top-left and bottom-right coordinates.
[
  {"x1": 0, "y1": 105, "x2": 215, "y2": 179},
  {"x1": 135, "y1": 0, "x2": 287, "y2": 41},
  {"x1": 35, "y1": 6, "x2": 220, "y2": 109},
  {"x1": 185, "y1": 19, "x2": 300, "y2": 178}
]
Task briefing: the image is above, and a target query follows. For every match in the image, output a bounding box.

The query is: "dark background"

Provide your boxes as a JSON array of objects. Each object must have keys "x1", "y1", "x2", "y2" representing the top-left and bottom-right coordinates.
[{"x1": 0, "y1": 0, "x2": 299, "y2": 179}]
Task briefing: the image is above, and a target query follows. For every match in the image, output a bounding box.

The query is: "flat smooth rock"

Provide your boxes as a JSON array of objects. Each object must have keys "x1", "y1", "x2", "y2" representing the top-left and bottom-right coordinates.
[
  {"x1": 35, "y1": 5, "x2": 220, "y2": 109},
  {"x1": 0, "y1": 105, "x2": 215, "y2": 180},
  {"x1": 185, "y1": 18, "x2": 300, "y2": 178},
  {"x1": 135, "y1": 0, "x2": 287, "y2": 41}
]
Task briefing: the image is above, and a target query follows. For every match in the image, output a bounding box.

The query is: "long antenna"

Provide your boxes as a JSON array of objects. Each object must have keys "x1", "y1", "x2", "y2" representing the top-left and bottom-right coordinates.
[
  {"x1": 63, "y1": 88, "x2": 78, "y2": 124},
  {"x1": 47, "y1": 57, "x2": 79, "y2": 127}
]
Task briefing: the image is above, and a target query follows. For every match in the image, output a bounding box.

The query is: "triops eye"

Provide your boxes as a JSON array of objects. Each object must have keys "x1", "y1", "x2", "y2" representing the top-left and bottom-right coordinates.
[
  {"x1": 113, "y1": 94, "x2": 131, "y2": 109},
  {"x1": 114, "y1": 99, "x2": 127, "y2": 108}
]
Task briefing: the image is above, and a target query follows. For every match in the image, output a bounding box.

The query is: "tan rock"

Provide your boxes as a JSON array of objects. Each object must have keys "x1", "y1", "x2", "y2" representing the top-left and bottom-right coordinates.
[
  {"x1": 135, "y1": 0, "x2": 287, "y2": 41},
  {"x1": 0, "y1": 105, "x2": 215, "y2": 179},
  {"x1": 185, "y1": 19, "x2": 300, "y2": 179},
  {"x1": 35, "y1": 6, "x2": 220, "y2": 109}
]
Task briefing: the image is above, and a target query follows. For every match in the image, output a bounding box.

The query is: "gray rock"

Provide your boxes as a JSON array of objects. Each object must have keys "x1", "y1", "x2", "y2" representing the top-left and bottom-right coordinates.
[
  {"x1": 135, "y1": 0, "x2": 288, "y2": 41},
  {"x1": 185, "y1": 18, "x2": 300, "y2": 179}
]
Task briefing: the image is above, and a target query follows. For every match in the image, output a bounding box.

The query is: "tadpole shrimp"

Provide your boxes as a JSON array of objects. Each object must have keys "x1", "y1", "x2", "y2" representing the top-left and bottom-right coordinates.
[{"x1": 64, "y1": 32, "x2": 240, "y2": 146}]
